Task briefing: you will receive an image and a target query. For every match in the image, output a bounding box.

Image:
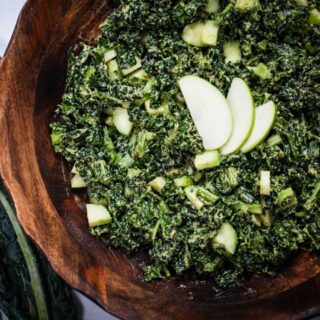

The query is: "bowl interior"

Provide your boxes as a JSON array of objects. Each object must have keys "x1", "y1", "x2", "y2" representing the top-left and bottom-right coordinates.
[{"x1": 30, "y1": 0, "x2": 320, "y2": 311}]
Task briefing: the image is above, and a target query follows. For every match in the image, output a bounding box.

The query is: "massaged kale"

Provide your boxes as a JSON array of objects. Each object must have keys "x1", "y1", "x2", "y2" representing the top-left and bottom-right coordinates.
[{"x1": 51, "y1": 0, "x2": 320, "y2": 287}]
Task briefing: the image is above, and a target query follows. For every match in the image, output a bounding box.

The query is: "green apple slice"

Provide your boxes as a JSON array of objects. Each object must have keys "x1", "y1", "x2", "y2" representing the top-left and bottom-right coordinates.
[
  {"x1": 241, "y1": 101, "x2": 276, "y2": 153},
  {"x1": 178, "y1": 75, "x2": 232, "y2": 150},
  {"x1": 220, "y1": 78, "x2": 255, "y2": 155}
]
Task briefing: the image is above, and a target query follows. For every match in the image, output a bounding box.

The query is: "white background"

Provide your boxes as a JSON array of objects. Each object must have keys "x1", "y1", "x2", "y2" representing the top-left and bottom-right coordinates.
[{"x1": 0, "y1": 0, "x2": 117, "y2": 319}]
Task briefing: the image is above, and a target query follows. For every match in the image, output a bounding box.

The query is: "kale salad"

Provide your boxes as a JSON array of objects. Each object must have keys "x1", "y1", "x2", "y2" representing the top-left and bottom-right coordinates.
[{"x1": 51, "y1": 0, "x2": 320, "y2": 287}]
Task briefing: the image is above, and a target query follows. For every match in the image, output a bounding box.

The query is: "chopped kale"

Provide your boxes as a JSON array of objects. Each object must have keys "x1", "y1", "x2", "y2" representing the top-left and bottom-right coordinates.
[{"x1": 51, "y1": 0, "x2": 320, "y2": 287}]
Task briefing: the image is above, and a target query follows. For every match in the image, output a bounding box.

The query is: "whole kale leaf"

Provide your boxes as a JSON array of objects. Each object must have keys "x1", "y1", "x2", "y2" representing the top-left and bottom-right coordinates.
[{"x1": 0, "y1": 180, "x2": 77, "y2": 320}]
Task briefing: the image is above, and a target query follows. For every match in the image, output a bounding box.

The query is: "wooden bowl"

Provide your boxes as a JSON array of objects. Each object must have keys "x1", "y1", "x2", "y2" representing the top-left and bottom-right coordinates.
[{"x1": 0, "y1": 1, "x2": 320, "y2": 319}]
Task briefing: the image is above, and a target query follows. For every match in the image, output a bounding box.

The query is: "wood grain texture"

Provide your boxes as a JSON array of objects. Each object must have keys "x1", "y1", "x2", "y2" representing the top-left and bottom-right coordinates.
[{"x1": 0, "y1": 1, "x2": 319, "y2": 319}]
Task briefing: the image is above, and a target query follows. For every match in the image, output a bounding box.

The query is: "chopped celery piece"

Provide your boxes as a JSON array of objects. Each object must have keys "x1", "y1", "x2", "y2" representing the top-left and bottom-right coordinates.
[{"x1": 197, "y1": 187, "x2": 220, "y2": 204}]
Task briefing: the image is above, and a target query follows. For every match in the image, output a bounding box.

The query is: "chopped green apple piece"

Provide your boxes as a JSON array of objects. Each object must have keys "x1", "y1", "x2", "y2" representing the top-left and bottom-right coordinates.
[
  {"x1": 178, "y1": 75, "x2": 232, "y2": 150},
  {"x1": 105, "y1": 116, "x2": 114, "y2": 126},
  {"x1": 261, "y1": 211, "x2": 272, "y2": 227},
  {"x1": 295, "y1": 0, "x2": 308, "y2": 6},
  {"x1": 194, "y1": 151, "x2": 221, "y2": 171},
  {"x1": 113, "y1": 108, "x2": 133, "y2": 136},
  {"x1": 201, "y1": 21, "x2": 220, "y2": 46},
  {"x1": 104, "y1": 49, "x2": 117, "y2": 63},
  {"x1": 71, "y1": 173, "x2": 86, "y2": 188},
  {"x1": 122, "y1": 57, "x2": 142, "y2": 76},
  {"x1": 124, "y1": 184, "x2": 134, "y2": 196},
  {"x1": 107, "y1": 59, "x2": 121, "y2": 80},
  {"x1": 185, "y1": 186, "x2": 204, "y2": 210},
  {"x1": 193, "y1": 172, "x2": 203, "y2": 182},
  {"x1": 149, "y1": 177, "x2": 166, "y2": 193},
  {"x1": 260, "y1": 170, "x2": 271, "y2": 196},
  {"x1": 213, "y1": 222, "x2": 238, "y2": 255},
  {"x1": 174, "y1": 176, "x2": 193, "y2": 188},
  {"x1": 86, "y1": 204, "x2": 112, "y2": 227},
  {"x1": 182, "y1": 22, "x2": 206, "y2": 47},
  {"x1": 103, "y1": 107, "x2": 114, "y2": 116},
  {"x1": 223, "y1": 41, "x2": 242, "y2": 64},
  {"x1": 309, "y1": 9, "x2": 320, "y2": 26},
  {"x1": 235, "y1": 0, "x2": 260, "y2": 11},
  {"x1": 220, "y1": 78, "x2": 255, "y2": 155},
  {"x1": 241, "y1": 101, "x2": 277, "y2": 153},
  {"x1": 122, "y1": 101, "x2": 130, "y2": 109},
  {"x1": 71, "y1": 164, "x2": 78, "y2": 174},
  {"x1": 205, "y1": 0, "x2": 220, "y2": 13},
  {"x1": 182, "y1": 21, "x2": 220, "y2": 47},
  {"x1": 252, "y1": 214, "x2": 262, "y2": 227},
  {"x1": 130, "y1": 69, "x2": 149, "y2": 80}
]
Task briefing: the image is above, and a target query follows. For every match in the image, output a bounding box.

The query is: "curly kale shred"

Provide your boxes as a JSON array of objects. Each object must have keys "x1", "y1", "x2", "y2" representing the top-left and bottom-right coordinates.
[{"x1": 51, "y1": 0, "x2": 320, "y2": 288}]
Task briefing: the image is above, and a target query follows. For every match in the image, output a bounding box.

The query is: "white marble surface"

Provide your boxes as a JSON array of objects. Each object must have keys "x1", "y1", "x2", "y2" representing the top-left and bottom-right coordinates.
[
  {"x1": 0, "y1": 1, "x2": 117, "y2": 319},
  {"x1": 0, "y1": 0, "x2": 25, "y2": 56}
]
